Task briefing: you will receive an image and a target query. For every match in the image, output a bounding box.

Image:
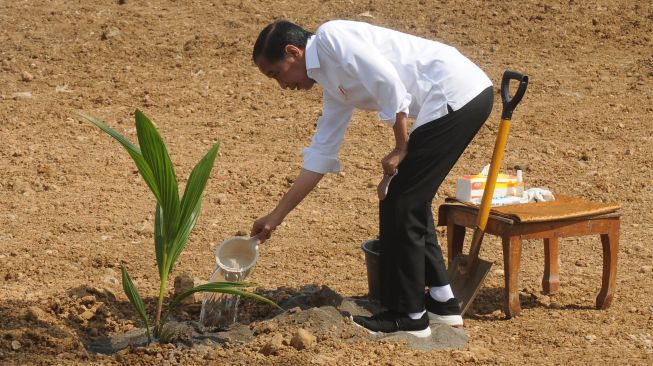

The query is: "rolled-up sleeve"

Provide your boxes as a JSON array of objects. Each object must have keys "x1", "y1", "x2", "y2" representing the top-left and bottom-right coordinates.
[
  {"x1": 302, "y1": 92, "x2": 354, "y2": 174},
  {"x1": 341, "y1": 39, "x2": 411, "y2": 125}
]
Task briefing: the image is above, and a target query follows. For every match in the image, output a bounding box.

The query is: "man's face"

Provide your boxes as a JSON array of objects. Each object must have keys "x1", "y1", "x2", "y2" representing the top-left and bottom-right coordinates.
[{"x1": 256, "y1": 45, "x2": 315, "y2": 91}]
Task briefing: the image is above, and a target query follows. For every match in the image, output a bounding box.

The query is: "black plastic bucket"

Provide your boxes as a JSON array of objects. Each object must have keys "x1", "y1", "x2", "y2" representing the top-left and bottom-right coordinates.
[{"x1": 361, "y1": 239, "x2": 382, "y2": 302}]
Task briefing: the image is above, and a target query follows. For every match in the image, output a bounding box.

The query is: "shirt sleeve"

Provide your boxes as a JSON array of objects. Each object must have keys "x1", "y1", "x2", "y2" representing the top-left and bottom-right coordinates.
[
  {"x1": 337, "y1": 35, "x2": 411, "y2": 125},
  {"x1": 302, "y1": 91, "x2": 354, "y2": 174}
]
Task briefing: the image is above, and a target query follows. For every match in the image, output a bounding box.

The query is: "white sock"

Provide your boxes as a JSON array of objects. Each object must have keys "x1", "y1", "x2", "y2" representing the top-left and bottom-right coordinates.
[
  {"x1": 429, "y1": 285, "x2": 454, "y2": 302},
  {"x1": 408, "y1": 310, "x2": 426, "y2": 320}
]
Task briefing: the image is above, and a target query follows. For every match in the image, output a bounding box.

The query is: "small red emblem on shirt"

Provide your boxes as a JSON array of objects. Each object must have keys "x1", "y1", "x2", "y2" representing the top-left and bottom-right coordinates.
[{"x1": 338, "y1": 85, "x2": 347, "y2": 98}]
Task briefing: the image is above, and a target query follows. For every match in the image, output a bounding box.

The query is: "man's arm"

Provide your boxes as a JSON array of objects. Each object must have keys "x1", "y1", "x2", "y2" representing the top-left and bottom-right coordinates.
[
  {"x1": 250, "y1": 169, "x2": 324, "y2": 242},
  {"x1": 251, "y1": 91, "x2": 353, "y2": 243},
  {"x1": 381, "y1": 112, "x2": 409, "y2": 175}
]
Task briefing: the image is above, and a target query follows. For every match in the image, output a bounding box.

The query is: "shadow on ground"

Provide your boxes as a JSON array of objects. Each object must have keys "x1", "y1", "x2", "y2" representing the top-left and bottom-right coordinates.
[
  {"x1": 82, "y1": 284, "x2": 468, "y2": 354},
  {"x1": 466, "y1": 286, "x2": 595, "y2": 321}
]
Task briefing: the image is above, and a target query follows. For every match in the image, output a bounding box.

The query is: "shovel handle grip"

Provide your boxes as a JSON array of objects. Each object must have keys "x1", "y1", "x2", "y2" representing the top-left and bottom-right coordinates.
[
  {"x1": 501, "y1": 71, "x2": 529, "y2": 120},
  {"x1": 475, "y1": 71, "x2": 529, "y2": 232}
]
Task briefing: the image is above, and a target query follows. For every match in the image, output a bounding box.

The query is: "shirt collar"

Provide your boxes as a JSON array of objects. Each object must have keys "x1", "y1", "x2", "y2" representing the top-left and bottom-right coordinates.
[{"x1": 305, "y1": 35, "x2": 320, "y2": 71}]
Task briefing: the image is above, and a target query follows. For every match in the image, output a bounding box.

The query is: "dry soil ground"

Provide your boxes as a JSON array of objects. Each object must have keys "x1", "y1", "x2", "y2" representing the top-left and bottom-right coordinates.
[{"x1": 1, "y1": 0, "x2": 652, "y2": 365}]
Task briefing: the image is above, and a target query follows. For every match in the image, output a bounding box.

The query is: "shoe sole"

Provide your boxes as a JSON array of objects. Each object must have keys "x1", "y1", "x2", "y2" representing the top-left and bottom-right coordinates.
[
  {"x1": 427, "y1": 312, "x2": 464, "y2": 327},
  {"x1": 349, "y1": 316, "x2": 433, "y2": 338}
]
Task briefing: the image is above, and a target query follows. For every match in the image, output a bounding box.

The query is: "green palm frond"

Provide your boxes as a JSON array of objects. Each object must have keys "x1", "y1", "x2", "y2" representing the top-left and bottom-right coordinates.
[
  {"x1": 154, "y1": 203, "x2": 165, "y2": 279},
  {"x1": 178, "y1": 143, "x2": 219, "y2": 236},
  {"x1": 168, "y1": 282, "x2": 281, "y2": 311},
  {"x1": 78, "y1": 112, "x2": 161, "y2": 202},
  {"x1": 120, "y1": 266, "x2": 151, "y2": 341},
  {"x1": 134, "y1": 110, "x2": 181, "y2": 245},
  {"x1": 167, "y1": 197, "x2": 201, "y2": 275}
]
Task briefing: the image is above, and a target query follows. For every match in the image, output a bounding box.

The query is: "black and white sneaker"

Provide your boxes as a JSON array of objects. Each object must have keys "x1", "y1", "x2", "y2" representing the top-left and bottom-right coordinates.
[
  {"x1": 351, "y1": 311, "x2": 432, "y2": 338},
  {"x1": 425, "y1": 295, "x2": 464, "y2": 327}
]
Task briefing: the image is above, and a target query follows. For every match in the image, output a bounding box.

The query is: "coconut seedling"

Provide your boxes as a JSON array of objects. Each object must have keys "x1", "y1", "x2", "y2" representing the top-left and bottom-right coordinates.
[{"x1": 79, "y1": 110, "x2": 277, "y2": 341}]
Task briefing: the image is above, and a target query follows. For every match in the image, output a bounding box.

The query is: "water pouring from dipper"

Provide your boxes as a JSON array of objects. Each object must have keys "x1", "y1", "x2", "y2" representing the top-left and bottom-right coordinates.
[{"x1": 200, "y1": 235, "x2": 261, "y2": 328}]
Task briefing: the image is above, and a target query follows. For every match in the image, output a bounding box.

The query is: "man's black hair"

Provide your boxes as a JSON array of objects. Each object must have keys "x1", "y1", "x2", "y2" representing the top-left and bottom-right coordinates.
[{"x1": 252, "y1": 20, "x2": 313, "y2": 63}]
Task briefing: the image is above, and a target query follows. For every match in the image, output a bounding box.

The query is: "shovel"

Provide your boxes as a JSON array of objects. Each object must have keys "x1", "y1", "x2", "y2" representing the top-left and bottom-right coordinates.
[{"x1": 448, "y1": 70, "x2": 529, "y2": 316}]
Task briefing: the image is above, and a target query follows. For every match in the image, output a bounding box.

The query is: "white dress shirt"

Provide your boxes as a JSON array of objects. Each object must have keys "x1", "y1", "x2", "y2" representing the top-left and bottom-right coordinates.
[{"x1": 302, "y1": 20, "x2": 492, "y2": 174}]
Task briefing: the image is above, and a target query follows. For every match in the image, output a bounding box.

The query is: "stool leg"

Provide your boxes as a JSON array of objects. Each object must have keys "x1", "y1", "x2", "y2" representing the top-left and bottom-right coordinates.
[
  {"x1": 446, "y1": 222, "x2": 466, "y2": 265},
  {"x1": 542, "y1": 237, "x2": 560, "y2": 294},
  {"x1": 596, "y1": 222, "x2": 619, "y2": 309},
  {"x1": 502, "y1": 235, "x2": 522, "y2": 317}
]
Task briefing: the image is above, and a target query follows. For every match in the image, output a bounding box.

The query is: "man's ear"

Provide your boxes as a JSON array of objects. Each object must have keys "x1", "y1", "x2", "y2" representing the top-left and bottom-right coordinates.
[{"x1": 284, "y1": 44, "x2": 303, "y2": 58}]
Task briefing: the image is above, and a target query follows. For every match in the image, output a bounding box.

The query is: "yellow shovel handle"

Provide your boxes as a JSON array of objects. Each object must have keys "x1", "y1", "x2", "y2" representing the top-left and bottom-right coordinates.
[{"x1": 476, "y1": 118, "x2": 511, "y2": 231}]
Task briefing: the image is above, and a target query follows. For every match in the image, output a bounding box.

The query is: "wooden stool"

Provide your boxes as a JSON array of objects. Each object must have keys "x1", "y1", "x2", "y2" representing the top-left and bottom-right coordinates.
[{"x1": 438, "y1": 198, "x2": 620, "y2": 317}]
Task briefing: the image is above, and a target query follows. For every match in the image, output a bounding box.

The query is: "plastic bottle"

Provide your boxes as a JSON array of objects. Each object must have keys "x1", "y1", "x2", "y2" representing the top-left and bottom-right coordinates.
[{"x1": 515, "y1": 170, "x2": 525, "y2": 197}]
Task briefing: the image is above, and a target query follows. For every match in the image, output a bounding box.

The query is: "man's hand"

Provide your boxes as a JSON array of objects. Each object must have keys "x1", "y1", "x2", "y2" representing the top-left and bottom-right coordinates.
[
  {"x1": 250, "y1": 211, "x2": 283, "y2": 243},
  {"x1": 377, "y1": 170, "x2": 397, "y2": 200},
  {"x1": 381, "y1": 147, "x2": 407, "y2": 176}
]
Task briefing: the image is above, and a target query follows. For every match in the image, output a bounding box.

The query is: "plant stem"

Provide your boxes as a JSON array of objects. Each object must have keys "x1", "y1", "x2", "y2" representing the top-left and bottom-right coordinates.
[
  {"x1": 154, "y1": 274, "x2": 168, "y2": 337},
  {"x1": 154, "y1": 236, "x2": 170, "y2": 338}
]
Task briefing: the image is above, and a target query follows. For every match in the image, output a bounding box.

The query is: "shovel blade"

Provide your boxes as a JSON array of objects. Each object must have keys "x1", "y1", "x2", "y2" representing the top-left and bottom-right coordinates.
[{"x1": 448, "y1": 255, "x2": 493, "y2": 316}]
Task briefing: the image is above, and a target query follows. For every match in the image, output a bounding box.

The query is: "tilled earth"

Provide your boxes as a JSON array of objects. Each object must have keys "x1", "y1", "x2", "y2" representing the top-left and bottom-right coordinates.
[{"x1": 1, "y1": 0, "x2": 652, "y2": 365}]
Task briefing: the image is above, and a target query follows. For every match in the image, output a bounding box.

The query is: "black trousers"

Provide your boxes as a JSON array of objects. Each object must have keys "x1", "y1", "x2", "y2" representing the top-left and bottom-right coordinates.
[{"x1": 379, "y1": 86, "x2": 494, "y2": 313}]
